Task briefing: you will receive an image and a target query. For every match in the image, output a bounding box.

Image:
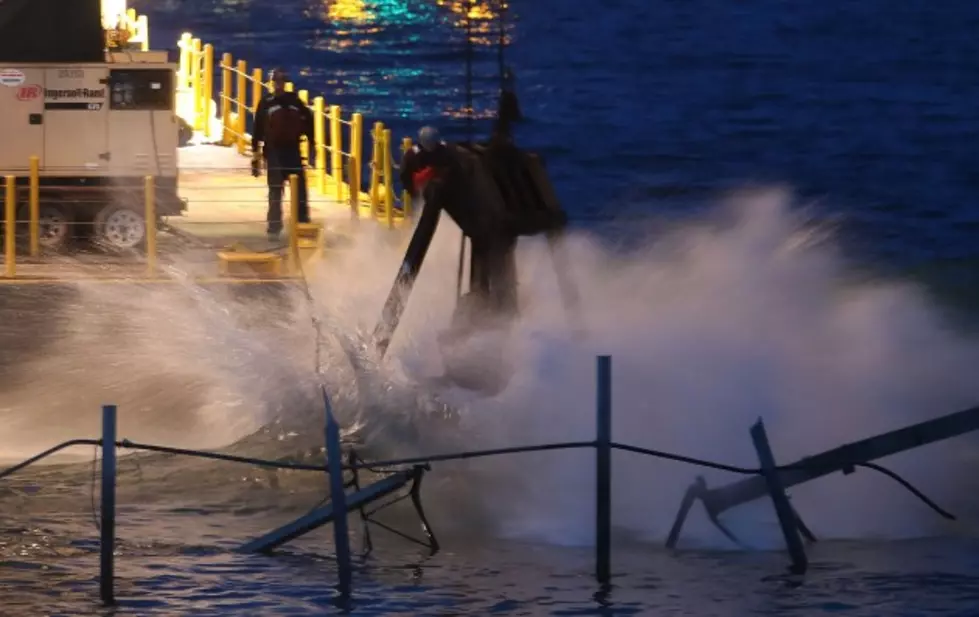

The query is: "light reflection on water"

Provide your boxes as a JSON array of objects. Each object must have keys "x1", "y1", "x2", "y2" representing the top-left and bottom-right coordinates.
[
  {"x1": 36, "y1": 0, "x2": 979, "y2": 613},
  {"x1": 3, "y1": 503, "x2": 979, "y2": 617},
  {"x1": 168, "y1": 0, "x2": 516, "y2": 134}
]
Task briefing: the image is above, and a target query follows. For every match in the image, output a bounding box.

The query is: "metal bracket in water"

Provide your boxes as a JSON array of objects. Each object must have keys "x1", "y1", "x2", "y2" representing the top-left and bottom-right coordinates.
[
  {"x1": 751, "y1": 419, "x2": 807, "y2": 574},
  {"x1": 666, "y1": 404, "x2": 979, "y2": 562},
  {"x1": 237, "y1": 464, "x2": 438, "y2": 555}
]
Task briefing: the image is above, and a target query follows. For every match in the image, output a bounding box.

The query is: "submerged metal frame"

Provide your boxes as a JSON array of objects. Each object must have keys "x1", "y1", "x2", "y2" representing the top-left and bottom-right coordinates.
[
  {"x1": 666, "y1": 404, "x2": 979, "y2": 571},
  {"x1": 237, "y1": 462, "x2": 439, "y2": 556}
]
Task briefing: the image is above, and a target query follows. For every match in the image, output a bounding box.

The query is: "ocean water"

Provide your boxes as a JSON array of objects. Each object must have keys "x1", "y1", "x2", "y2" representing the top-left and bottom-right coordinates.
[{"x1": 3, "y1": 0, "x2": 979, "y2": 614}]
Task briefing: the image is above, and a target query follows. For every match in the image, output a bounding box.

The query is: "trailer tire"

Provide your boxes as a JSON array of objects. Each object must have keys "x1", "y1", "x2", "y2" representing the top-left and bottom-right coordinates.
[
  {"x1": 94, "y1": 204, "x2": 146, "y2": 252},
  {"x1": 19, "y1": 203, "x2": 73, "y2": 253}
]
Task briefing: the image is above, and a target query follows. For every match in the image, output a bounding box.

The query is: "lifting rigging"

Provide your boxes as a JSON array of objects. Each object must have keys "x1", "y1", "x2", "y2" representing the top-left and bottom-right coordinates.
[{"x1": 370, "y1": 0, "x2": 581, "y2": 395}]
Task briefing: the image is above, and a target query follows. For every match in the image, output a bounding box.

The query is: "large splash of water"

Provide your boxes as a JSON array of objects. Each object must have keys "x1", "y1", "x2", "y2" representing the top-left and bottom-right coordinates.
[
  {"x1": 2, "y1": 187, "x2": 978, "y2": 549},
  {"x1": 365, "y1": 187, "x2": 979, "y2": 548}
]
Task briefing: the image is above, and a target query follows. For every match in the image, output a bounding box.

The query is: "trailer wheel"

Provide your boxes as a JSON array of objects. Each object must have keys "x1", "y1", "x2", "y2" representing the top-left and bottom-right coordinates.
[
  {"x1": 18, "y1": 203, "x2": 73, "y2": 252},
  {"x1": 94, "y1": 204, "x2": 146, "y2": 251}
]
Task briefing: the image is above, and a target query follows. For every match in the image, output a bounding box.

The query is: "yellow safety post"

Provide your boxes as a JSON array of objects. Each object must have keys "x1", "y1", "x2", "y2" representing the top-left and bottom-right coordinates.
[
  {"x1": 312, "y1": 97, "x2": 327, "y2": 194},
  {"x1": 347, "y1": 158, "x2": 358, "y2": 219},
  {"x1": 137, "y1": 15, "x2": 149, "y2": 51},
  {"x1": 4, "y1": 176, "x2": 15, "y2": 278},
  {"x1": 220, "y1": 52, "x2": 233, "y2": 145},
  {"x1": 329, "y1": 105, "x2": 343, "y2": 201},
  {"x1": 351, "y1": 113, "x2": 363, "y2": 212},
  {"x1": 144, "y1": 176, "x2": 157, "y2": 277},
  {"x1": 28, "y1": 156, "x2": 39, "y2": 257},
  {"x1": 190, "y1": 38, "x2": 202, "y2": 130},
  {"x1": 202, "y1": 44, "x2": 215, "y2": 139},
  {"x1": 298, "y1": 90, "x2": 310, "y2": 169},
  {"x1": 235, "y1": 59, "x2": 247, "y2": 154},
  {"x1": 178, "y1": 33, "x2": 192, "y2": 89},
  {"x1": 383, "y1": 128, "x2": 394, "y2": 228},
  {"x1": 251, "y1": 68, "x2": 263, "y2": 113},
  {"x1": 369, "y1": 121, "x2": 383, "y2": 214},
  {"x1": 288, "y1": 174, "x2": 300, "y2": 274},
  {"x1": 401, "y1": 137, "x2": 413, "y2": 219}
]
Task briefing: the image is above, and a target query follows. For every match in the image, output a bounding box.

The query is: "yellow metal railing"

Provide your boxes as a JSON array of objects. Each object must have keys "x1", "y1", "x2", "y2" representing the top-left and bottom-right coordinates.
[
  {"x1": 176, "y1": 32, "x2": 409, "y2": 228},
  {"x1": 2, "y1": 159, "x2": 158, "y2": 280},
  {"x1": 0, "y1": 158, "x2": 316, "y2": 281}
]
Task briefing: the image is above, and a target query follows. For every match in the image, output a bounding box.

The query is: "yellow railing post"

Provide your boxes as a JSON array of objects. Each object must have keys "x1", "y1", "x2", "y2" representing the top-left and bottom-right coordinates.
[
  {"x1": 312, "y1": 97, "x2": 326, "y2": 194},
  {"x1": 285, "y1": 82, "x2": 294, "y2": 93},
  {"x1": 251, "y1": 67, "x2": 263, "y2": 116},
  {"x1": 28, "y1": 156, "x2": 39, "y2": 257},
  {"x1": 351, "y1": 113, "x2": 363, "y2": 211},
  {"x1": 137, "y1": 15, "x2": 149, "y2": 51},
  {"x1": 220, "y1": 52, "x2": 232, "y2": 145},
  {"x1": 4, "y1": 176, "x2": 15, "y2": 278},
  {"x1": 178, "y1": 33, "x2": 192, "y2": 89},
  {"x1": 288, "y1": 174, "x2": 300, "y2": 274},
  {"x1": 329, "y1": 105, "x2": 343, "y2": 201},
  {"x1": 401, "y1": 137, "x2": 413, "y2": 219},
  {"x1": 369, "y1": 121, "x2": 383, "y2": 214},
  {"x1": 190, "y1": 38, "x2": 202, "y2": 130},
  {"x1": 383, "y1": 128, "x2": 394, "y2": 228},
  {"x1": 202, "y1": 44, "x2": 215, "y2": 138},
  {"x1": 347, "y1": 158, "x2": 358, "y2": 219},
  {"x1": 144, "y1": 176, "x2": 156, "y2": 277},
  {"x1": 297, "y1": 90, "x2": 310, "y2": 169},
  {"x1": 235, "y1": 59, "x2": 247, "y2": 154}
]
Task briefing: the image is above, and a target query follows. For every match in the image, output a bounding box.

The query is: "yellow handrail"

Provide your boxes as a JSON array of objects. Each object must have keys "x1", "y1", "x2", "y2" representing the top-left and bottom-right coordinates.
[
  {"x1": 4, "y1": 176, "x2": 14, "y2": 278},
  {"x1": 176, "y1": 31, "x2": 406, "y2": 227}
]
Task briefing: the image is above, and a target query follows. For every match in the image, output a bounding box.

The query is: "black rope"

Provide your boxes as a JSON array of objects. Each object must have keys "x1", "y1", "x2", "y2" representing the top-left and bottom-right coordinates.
[
  {"x1": 854, "y1": 462, "x2": 955, "y2": 520},
  {"x1": 0, "y1": 438, "x2": 99, "y2": 481},
  {"x1": 465, "y1": 0, "x2": 474, "y2": 144},
  {"x1": 612, "y1": 442, "x2": 758, "y2": 475},
  {"x1": 116, "y1": 439, "x2": 327, "y2": 472},
  {"x1": 497, "y1": 0, "x2": 506, "y2": 91},
  {"x1": 0, "y1": 435, "x2": 961, "y2": 527}
]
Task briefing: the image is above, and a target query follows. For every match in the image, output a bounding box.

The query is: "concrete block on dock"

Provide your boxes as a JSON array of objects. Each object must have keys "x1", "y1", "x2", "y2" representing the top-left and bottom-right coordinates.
[
  {"x1": 295, "y1": 222, "x2": 325, "y2": 262},
  {"x1": 217, "y1": 249, "x2": 282, "y2": 277}
]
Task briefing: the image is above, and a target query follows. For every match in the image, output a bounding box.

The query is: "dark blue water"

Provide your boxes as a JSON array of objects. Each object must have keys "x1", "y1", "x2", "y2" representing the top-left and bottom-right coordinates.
[
  {"x1": 5, "y1": 0, "x2": 975, "y2": 614},
  {"x1": 142, "y1": 0, "x2": 979, "y2": 267}
]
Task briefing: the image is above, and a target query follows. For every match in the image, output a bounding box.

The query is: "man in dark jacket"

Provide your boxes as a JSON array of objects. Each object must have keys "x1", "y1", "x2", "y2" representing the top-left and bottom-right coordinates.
[
  {"x1": 251, "y1": 68, "x2": 315, "y2": 241},
  {"x1": 399, "y1": 126, "x2": 455, "y2": 199}
]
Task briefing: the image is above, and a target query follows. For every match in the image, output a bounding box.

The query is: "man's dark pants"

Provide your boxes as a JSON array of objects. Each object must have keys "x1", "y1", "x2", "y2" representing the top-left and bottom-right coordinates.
[{"x1": 265, "y1": 147, "x2": 309, "y2": 236}]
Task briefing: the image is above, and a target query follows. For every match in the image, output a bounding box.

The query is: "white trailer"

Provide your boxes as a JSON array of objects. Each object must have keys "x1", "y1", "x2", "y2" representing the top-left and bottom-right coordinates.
[{"x1": 0, "y1": 51, "x2": 184, "y2": 251}]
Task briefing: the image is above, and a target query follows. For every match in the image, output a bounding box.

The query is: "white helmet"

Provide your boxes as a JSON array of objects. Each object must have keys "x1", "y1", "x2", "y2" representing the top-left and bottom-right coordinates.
[{"x1": 418, "y1": 126, "x2": 440, "y2": 152}]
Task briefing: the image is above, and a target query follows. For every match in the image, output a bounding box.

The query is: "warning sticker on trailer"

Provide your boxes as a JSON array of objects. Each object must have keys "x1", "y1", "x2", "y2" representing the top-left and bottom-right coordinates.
[{"x1": 0, "y1": 69, "x2": 25, "y2": 87}]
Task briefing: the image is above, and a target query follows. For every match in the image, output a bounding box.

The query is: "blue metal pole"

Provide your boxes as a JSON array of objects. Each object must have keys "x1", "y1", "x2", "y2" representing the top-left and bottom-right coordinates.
[
  {"x1": 750, "y1": 419, "x2": 808, "y2": 575},
  {"x1": 595, "y1": 355, "x2": 612, "y2": 585},
  {"x1": 100, "y1": 405, "x2": 117, "y2": 606},
  {"x1": 322, "y1": 386, "x2": 352, "y2": 598}
]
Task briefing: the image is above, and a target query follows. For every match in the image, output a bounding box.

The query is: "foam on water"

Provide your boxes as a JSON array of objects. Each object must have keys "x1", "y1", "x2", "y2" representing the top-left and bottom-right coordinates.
[
  {"x1": 365, "y1": 187, "x2": 979, "y2": 549},
  {"x1": 2, "y1": 186, "x2": 978, "y2": 551}
]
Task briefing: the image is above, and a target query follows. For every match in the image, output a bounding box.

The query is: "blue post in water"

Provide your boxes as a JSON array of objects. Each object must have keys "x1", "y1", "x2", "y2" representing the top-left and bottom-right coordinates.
[
  {"x1": 322, "y1": 386, "x2": 352, "y2": 598},
  {"x1": 595, "y1": 355, "x2": 612, "y2": 585},
  {"x1": 99, "y1": 405, "x2": 117, "y2": 606},
  {"x1": 750, "y1": 419, "x2": 808, "y2": 575}
]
